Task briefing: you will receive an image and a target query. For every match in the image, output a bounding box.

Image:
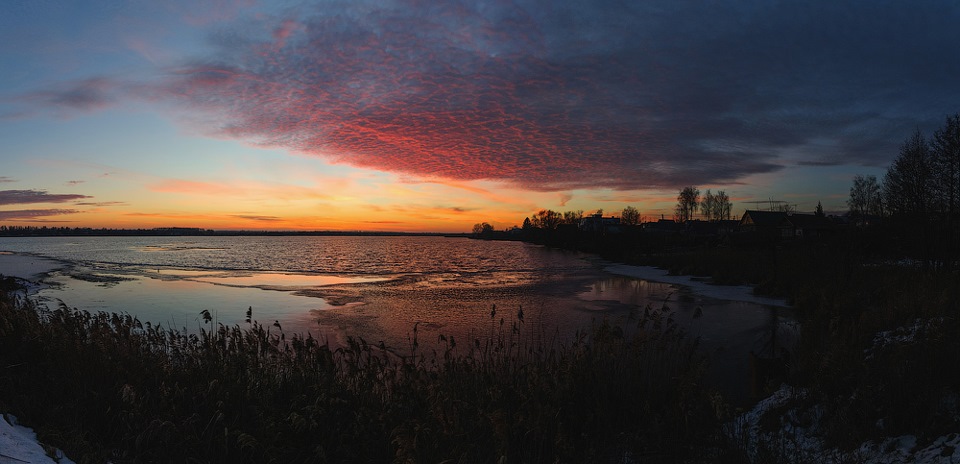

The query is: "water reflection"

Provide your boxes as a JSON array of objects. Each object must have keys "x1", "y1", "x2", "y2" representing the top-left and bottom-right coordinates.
[{"x1": 579, "y1": 276, "x2": 797, "y2": 406}]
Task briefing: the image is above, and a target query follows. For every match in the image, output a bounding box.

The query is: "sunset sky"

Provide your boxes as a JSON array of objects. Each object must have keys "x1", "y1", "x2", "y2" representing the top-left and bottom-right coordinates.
[{"x1": 2, "y1": 0, "x2": 959, "y2": 232}]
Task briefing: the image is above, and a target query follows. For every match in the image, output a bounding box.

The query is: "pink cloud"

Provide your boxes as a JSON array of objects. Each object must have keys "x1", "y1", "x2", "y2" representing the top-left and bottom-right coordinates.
[{"x1": 156, "y1": 3, "x2": 781, "y2": 192}]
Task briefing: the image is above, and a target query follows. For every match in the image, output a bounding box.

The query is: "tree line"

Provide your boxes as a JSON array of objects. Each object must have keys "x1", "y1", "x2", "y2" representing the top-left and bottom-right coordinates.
[
  {"x1": 473, "y1": 186, "x2": 734, "y2": 236},
  {"x1": 848, "y1": 113, "x2": 960, "y2": 218},
  {"x1": 674, "y1": 187, "x2": 733, "y2": 222},
  {"x1": 847, "y1": 113, "x2": 960, "y2": 269}
]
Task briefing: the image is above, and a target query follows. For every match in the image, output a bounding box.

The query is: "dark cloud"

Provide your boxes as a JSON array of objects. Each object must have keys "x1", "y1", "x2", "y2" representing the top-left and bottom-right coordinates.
[
  {"x1": 0, "y1": 177, "x2": 15, "y2": 183},
  {"x1": 0, "y1": 189, "x2": 92, "y2": 205},
  {"x1": 22, "y1": 77, "x2": 118, "y2": 111},
  {"x1": 74, "y1": 201, "x2": 126, "y2": 207},
  {"x1": 0, "y1": 209, "x2": 79, "y2": 220}
]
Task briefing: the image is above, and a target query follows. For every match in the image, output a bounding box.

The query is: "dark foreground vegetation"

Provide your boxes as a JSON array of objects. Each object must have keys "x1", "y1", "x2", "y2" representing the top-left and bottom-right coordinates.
[
  {"x1": 511, "y1": 220, "x2": 960, "y2": 456},
  {"x1": 0, "y1": 279, "x2": 729, "y2": 463}
]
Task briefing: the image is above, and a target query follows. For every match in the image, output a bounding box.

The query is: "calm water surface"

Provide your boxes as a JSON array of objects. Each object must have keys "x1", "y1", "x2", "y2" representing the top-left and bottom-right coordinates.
[{"x1": 0, "y1": 235, "x2": 792, "y2": 405}]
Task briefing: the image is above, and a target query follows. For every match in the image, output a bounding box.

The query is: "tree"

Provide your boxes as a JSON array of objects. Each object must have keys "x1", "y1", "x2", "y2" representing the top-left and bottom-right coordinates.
[
  {"x1": 675, "y1": 186, "x2": 700, "y2": 222},
  {"x1": 932, "y1": 114, "x2": 960, "y2": 214},
  {"x1": 472, "y1": 222, "x2": 494, "y2": 236},
  {"x1": 884, "y1": 129, "x2": 935, "y2": 215},
  {"x1": 700, "y1": 190, "x2": 732, "y2": 221},
  {"x1": 848, "y1": 174, "x2": 882, "y2": 218},
  {"x1": 775, "y1": 203, "x2": 797, "y2": 214},
  {"x1": 562, "y1": 210, "x2": 584, "y2": 225},
  {"x1": 714, "y1": 190, "x2": 732, "y2": 220},
  {"x1": 521, "y1": 217, "x2": 532, "y2": 230},
  {"x1": 700, "y1": 190, "x2": 716, "y2": 220},
  {"x1": 815, "y1": 201, "x2": 825, "y2": 217},
  {"x1": 530, "y1": 209, "x2": 562, "y2": 229},
  {"x1": 621, "y1": 206, "x2": 640, "y2": 225}
]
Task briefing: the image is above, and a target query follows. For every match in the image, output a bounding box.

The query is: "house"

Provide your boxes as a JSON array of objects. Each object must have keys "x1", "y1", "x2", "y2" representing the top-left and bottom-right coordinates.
[
  {"x1": 579, "y1": 213, "x2": 621, "y2": 234},
  {"x1": 740, "y1": 210, "x2": 790, "y2": 239},
  {"x1": 643, "y1": 219, "x2": 682, "y2": 234}
]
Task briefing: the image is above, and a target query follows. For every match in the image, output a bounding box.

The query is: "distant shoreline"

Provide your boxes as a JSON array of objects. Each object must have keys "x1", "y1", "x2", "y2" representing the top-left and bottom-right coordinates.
[{"x1": 0, "y1": 227, "x2": 469, "y2": 238}]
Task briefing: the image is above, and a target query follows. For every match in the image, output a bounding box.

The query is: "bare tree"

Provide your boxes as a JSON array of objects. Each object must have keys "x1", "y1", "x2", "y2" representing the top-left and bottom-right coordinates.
[
  {"x1": 562, "y1": 210, "x2": 584, "y2": 225},
  {"x1": 621, "y1": 206, "x2": 640, "y2": 225},
  {"x1": 700, "y1": 190, "x2": 732, "y2": 220},
  {"x1": 715, "y1": 190, "x2": 732, "y2": 220},
  {"x1": 675, "y1": 186, "x2": 700, "y2": 222},
  {"x1": 884, "y1": 129, "x2": 934, "y2": 215},
  {"x1": 700, "y1": 190, "x2": 716, "y2": 220},
  {"x1": 848, "y1": 175, "x2": 882, "y2": 218},
  {"x1": 932, "y1": 114, "x2": 960, "y2": 214}
]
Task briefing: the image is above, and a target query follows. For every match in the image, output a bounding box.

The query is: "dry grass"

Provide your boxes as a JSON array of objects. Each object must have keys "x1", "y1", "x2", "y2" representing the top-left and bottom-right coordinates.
[{"x1": 0, "y1": 282, "x2": 722, "y2": 463}]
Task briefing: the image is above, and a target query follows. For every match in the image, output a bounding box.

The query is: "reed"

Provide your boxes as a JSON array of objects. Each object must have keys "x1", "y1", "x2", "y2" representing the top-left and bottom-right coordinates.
[{"x1": 0, "y1": 283, "x2": 721, "y2": 463}]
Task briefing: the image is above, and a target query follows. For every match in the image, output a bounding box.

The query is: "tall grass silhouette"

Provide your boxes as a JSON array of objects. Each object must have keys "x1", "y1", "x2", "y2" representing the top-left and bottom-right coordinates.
[{"x1": 0, "y1": 280, "x2": 721, "y2": 463}]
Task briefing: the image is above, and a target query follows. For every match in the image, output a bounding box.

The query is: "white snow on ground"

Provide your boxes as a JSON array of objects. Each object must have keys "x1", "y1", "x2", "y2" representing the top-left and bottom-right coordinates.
[
  {"x1": 604, "y1": 264, "x2": 790, "y2": 307},
  {"x1": 865, "y1": 317, "x2": 945, "y2": 360},
  {"x1": 730, "y1": 385, "x2": 960, "y2": 463},
  {"x1": 2, "y1": 254, "x2": 75, "y2": 463},
  {"x1": 0, "y1": 413, "x2": 74, "y2": 464}
]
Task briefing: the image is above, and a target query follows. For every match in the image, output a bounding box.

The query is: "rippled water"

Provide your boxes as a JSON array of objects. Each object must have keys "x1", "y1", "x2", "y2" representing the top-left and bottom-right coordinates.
[{"x1": 0, "y1": 235, "x2": 590, "y2": 276}]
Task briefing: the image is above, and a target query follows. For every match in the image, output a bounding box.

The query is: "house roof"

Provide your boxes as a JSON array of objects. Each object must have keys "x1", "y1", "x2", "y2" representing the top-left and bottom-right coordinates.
[{"x1": 740, "y1": 210, "x2": 788, "y2": 227}]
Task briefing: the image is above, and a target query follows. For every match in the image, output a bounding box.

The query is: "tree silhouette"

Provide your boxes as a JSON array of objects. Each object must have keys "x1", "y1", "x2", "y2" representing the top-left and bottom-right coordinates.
[
  {"x1": 715, "y1": 190, "x2": 732, "y2": 220},
  {"x1": 848, "y1": 175, "x2": 882, "y2": 218},
  {"x1": 675, "y1": 186, "x2": 699, "y2": 222},
  {"x1": 472, "y1": 222, "x2": 494, "y2": 236},
  {"x1": 815, "y1": 201, "x2": 825, "y2": 217},
  {"x1": 884, "y1": 129, "x2": 934, "y2": 215},
  {"x1": 701, "y1": 190, "x2": 732, "y2": 221},
  {"x1": 530, "y1": 209, "x2": 562, "y2": 229},
  {"x1": 932, "y1": 114, "x2": 960, "y2": 214},
  {"x1": 562, "y1": 210, "x2": 584, "y2": 225},
  {"x1": 621, "y1": 206, "x2": 640, "y2": 225},
  {"x1": 700, "y1": 190, "x2": 716, "y2": 220}
]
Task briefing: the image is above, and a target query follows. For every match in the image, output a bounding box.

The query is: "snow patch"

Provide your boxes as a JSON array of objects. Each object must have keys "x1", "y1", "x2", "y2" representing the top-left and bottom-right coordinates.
[
  {"x1": 729, "y1": 385, "x2": 960, "y2": 463},
  {"x1": 0, "y1": 413, "x2": 74, "y2": 464},
  {"x1": 864, "y1": 318, "x2": 945, "y2": 360}
]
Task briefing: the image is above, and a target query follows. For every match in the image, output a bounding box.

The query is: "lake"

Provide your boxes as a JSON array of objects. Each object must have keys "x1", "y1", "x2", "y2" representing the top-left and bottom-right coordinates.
[{"x1": 0, "y1": 235, "x2": 793, "y2": 405}]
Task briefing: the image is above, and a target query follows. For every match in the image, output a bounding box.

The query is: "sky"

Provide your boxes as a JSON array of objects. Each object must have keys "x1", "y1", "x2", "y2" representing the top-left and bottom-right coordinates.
[{"x1": 1, "y1": 0, "x2": 959, "y2": 232}]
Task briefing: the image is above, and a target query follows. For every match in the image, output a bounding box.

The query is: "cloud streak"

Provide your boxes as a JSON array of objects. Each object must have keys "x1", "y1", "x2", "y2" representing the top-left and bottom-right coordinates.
[
  {"x1": 0, "y1": 189, "x2": 92, "y2": 205},
  {"x1": 0, "y1": 209, "x2": 79, "y2": 220},
  {"x1": 19, "y1": 77, "x2": 120, "y2": 112}
]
